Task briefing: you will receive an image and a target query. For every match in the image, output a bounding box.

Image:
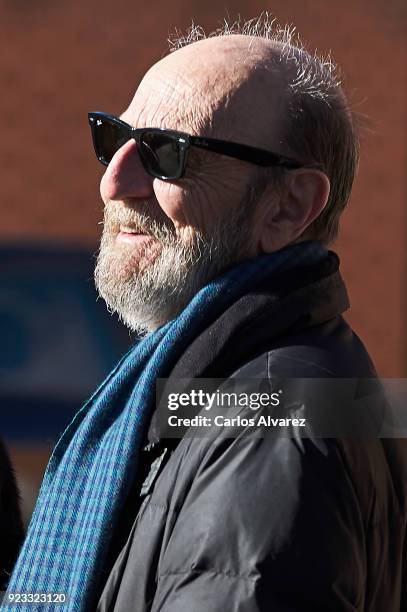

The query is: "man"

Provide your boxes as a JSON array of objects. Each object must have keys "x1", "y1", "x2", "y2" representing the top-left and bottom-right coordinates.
[{"x1": 6, "y1": 18, "x2": 407, "y2": 612}]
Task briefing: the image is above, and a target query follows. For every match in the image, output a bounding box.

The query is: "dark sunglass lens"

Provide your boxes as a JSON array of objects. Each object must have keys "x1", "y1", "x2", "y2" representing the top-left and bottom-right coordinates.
[
  {"x1": 94, "y1": 118, "x2": 130, "y2": 165},
  {"x1": 140, "y1": 133, "x2": 182, "y2": 178}
]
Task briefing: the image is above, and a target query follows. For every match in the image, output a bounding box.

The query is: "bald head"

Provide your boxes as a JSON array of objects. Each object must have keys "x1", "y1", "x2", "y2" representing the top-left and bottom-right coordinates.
[
  {"x1": 145, "y1": 29, "x2": 357, "y2": 246},
  {"x1": 126, "y1": 35, "x2": 291, "y2": 155}
]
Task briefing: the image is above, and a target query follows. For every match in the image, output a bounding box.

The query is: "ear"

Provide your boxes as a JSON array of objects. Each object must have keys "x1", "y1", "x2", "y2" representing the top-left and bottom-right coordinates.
[{"x1": 256, "y1": 169, "x2": 330, "y2": 253}]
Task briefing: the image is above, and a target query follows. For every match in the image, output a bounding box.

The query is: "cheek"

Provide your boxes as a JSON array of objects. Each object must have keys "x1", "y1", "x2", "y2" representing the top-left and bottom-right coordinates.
[
  {"x1": 152, "y1": 181, "x2": 185, "y2": 221},
  {"x1": 152, "y1": 180, "x2": 216, "y2": 233},
  {"x1": 153, "y1": 169, "x2": 250, "y2": 234}
]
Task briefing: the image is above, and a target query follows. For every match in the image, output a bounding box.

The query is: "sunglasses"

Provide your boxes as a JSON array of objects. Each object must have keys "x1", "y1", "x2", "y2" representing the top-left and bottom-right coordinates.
[{"x1": 88, "y1": 111, "x2": 302, "y2": 181}]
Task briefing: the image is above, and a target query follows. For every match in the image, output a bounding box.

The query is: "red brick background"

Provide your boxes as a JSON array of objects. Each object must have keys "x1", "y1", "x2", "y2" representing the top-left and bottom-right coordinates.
[{"x1": 1, "y1": 0, "x2": 406, "y2": 375}]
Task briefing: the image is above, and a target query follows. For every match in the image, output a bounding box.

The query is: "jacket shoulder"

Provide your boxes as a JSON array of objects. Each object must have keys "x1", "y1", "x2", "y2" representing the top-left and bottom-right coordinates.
[{"x1": 231, "y1": 315, "x2": 377, "y2": 379}]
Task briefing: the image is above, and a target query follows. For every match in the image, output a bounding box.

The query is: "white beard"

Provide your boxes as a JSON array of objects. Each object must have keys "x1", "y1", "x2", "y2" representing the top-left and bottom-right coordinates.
[{"x1": 95, "y1": 199, "x2": 254, "y2": 335}]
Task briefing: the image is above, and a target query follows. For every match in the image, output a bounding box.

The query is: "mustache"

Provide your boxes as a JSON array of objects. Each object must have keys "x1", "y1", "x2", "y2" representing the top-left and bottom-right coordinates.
[{"x1": 102, "y1": 200, "x2": 176, "y2": 241}]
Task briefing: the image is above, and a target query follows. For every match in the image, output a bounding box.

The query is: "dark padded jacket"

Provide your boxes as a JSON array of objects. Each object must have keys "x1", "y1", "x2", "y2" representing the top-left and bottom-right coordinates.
[{"x1": 97, "y1": 254, "x2": 407, "y2": 611}]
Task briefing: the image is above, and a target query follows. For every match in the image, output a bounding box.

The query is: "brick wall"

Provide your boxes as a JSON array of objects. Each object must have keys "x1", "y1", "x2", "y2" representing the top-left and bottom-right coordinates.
[{"x1": 1, "y1": 0, "x2": 406, "y2": 375}]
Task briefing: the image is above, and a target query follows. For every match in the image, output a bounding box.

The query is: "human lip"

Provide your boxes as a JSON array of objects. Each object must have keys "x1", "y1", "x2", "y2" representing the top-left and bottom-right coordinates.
[
  {"x1": 119, "y1": 225, "x2": 144, "y2": 235},
  {"x1": 117, "y1": 225, "x2": 155, "y2": 245}
]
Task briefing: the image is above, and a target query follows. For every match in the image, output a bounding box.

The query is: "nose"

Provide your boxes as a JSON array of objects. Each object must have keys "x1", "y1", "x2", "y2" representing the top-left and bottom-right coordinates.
[{"x1": 100, "y1": 138, "x2": 155, "y2": 203}]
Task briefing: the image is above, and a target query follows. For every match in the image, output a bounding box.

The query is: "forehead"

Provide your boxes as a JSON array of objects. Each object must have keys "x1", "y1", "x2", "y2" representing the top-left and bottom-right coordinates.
[
  {"x1": 121, "y1": 69, "x2": 211, "y2": 134},
  {"x1": 120, "y1": 37, "x2": 285, "y2": 146}
]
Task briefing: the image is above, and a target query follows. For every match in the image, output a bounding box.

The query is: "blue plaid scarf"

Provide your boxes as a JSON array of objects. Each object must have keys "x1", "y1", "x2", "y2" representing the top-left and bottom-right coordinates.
[{"x1": 5, "y1": 241, "x2": 326, "y2": 611}]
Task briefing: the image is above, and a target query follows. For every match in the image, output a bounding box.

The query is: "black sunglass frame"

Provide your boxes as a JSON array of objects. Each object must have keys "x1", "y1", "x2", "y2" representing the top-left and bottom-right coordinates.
[{"x1": 88, "y1": 111, "x2": 302, "y2": 180}]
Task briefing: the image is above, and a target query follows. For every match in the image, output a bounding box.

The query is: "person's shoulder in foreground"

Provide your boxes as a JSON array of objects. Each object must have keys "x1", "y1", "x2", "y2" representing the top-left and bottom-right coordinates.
[
  {"x1": 6, "y1": 14, "x2": 407, "y2": 612},
  {"x1": 0, "y1": 439, "x2": 24, "y2": 591}
]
